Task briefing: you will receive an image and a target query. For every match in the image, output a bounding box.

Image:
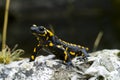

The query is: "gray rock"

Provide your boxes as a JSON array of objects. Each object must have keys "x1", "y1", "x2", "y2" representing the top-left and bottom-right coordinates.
[
  {"x1": 85, "y1": 49, "x2": 120, "y2": 80},
  {"x1": 0, "y1": 49, "x2": 120, "y2": 80}
]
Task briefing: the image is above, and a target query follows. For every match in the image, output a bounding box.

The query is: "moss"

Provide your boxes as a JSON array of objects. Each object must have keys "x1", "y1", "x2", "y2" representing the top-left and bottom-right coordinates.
[{"x1": 117, "y1": 52, "x2": 120, "y2": 58}]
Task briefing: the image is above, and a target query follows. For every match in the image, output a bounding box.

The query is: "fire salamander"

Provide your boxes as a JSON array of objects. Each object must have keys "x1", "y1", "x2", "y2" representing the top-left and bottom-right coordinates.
[{"x1": 29, "y1": 24, "x2": 89, "y2": 65}]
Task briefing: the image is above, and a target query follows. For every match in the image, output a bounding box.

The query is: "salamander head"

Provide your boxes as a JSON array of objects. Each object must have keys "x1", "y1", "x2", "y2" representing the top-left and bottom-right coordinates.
[
  {"x1": 31, "y1": 24, "x2": 48, "y2": 37},
  {"x1": 31, "y1": 24, "x2": 54, "y2": 39}
]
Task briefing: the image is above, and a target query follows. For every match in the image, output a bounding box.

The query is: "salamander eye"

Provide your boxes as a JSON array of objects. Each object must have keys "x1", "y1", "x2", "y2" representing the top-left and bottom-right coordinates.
[{"x1": 38, "y1": 26, "x2": 45, "y2": 31}]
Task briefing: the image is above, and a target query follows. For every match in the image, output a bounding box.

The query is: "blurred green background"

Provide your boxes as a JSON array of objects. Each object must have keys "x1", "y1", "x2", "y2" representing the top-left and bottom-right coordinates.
[{"x1": 0, "y1": 0, "x2": 120, "y2": 57}]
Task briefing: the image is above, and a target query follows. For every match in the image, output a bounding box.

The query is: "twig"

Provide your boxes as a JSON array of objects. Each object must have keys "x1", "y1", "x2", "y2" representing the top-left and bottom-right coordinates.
[
  {"x1": 93, "y1": 31, "x2": 103, "y2": 51},
  {"x1": 2, "y1": 0, "x2": 10, "y2": 50}
]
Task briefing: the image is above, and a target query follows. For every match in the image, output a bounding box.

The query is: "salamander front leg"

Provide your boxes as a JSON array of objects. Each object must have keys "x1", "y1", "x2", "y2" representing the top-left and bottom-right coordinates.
[{"x1": 29, "y1": 44, "x2": 42, "y2": 62}]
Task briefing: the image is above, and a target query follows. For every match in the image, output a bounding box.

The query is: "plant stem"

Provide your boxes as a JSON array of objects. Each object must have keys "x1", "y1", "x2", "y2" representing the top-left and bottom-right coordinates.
[
  {"x1": 2, "y1": 0, "x2": 10, "y2": 50},
  {"x1": 93, "y1": 31, "x2": 103, "y2": 52}
]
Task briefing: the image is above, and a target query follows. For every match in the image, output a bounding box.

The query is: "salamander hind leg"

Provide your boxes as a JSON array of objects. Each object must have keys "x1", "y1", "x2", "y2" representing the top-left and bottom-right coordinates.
[
  {"x1": 53, "y1": 46, "x2": 73, "y2": 66},
  {"x1": 76, "y1": 48, "x2": 89, "y2": 62},
  {"x1": 63, "y1": 50, "x2": 74, "y2": 66}
]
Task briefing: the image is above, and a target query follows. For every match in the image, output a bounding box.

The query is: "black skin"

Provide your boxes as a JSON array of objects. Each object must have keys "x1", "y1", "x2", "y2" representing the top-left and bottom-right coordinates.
[{"x1": 29, "y1": 25, "x2": 89, "y2": 65}]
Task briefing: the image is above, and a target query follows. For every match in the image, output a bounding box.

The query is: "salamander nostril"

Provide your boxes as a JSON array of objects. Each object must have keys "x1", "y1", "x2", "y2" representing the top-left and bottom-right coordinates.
[{"x1": 30, "y1": 26, "x2": 37, "y2": 31}]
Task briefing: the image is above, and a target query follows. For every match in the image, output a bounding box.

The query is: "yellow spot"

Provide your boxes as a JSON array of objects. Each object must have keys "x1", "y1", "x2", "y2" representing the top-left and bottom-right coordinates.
[
  {"x1": 82, "y1": 46, "x2": 84, "y2": 49},
  {"x1": 37, "y1": 44, "x2": 40, "y2": 47},
  {"x1": 39, "y1": 31, "x2": 47, "y2": 36},
  {"x1": 64, "y1": 51, "x2": 68, "y2": 61},
  {"x1": 47, "y1": 30, "x2": 54, "y2": 36},
  {"x1": 45, "y1": 45, "x2": 48, "y2": 47},
  {"x1": 70, "y1": 51, "x2": 75, "y2": 55},
  {"x1": 31, "y1": 55, "x2": 35, "y2": 60},
  {"x1": 33, "y1": 48, "x2": 36, "y2": 52},
  {"x1": 81, "y1": 53, "x2": 84, "y2": 56},
  {"x1": 78, "y1": 45, "x2": 82, "y2": 49},
  {"x1": 73, "y1": 44, "x2": 77, "y2": 46},
  {"x1": 33, "y1": 24, "x2": 37, "y2": 27},
  {"x1": 32, "y1": 33, "x2": 36, "y2": 35},
  {"x1": 76, "y1": 54, "x2": 78, "y2": 57},
  {"x1": 36, "y1": 37, "x2": 39, "y2": 40},
  {"x1": 39, "y1": 34, "x2": 46, "y2": 36},
  {"x1": 49, "y1": 42, "x2": 54, "y2": 46},
  {"x1": 45, "y1": 30, "x2": 47, "y2": 33},
  {"x1": 86, "y1": 47, "x2": 89, "y2": 51},
  {"x1": 57, "y1": 45, "x2": 61, "y2": 48},
  {"x1": 46, "y1": 37, "x2": 49, "y2": 40},
  {"x1": 66, "y1": 47, "x2": 68, "y2": 51}
]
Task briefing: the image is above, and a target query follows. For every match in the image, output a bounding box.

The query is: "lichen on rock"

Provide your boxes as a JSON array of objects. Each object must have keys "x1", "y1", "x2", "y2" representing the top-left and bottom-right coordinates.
[{"x1": 0, "y1": 49, "x2": 120, "y2": 80}]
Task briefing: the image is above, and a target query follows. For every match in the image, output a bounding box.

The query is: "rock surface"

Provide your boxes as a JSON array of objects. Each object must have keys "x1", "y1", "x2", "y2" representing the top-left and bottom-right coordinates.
[
  {"x1": 85, "y1": 49, "x2": 120, "y2": 80},
  {"x1": 0, "y1": 49, "x2": 120, "y2": 80}
]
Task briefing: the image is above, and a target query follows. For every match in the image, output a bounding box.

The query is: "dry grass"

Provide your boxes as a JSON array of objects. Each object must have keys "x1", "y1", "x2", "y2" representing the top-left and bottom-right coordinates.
[
  {"x1": 0, "y1": 45, "x2": 24, "y2": 64},
  {"x1": 0, "y1": 0, "x2": 24, "y2": 64}
]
